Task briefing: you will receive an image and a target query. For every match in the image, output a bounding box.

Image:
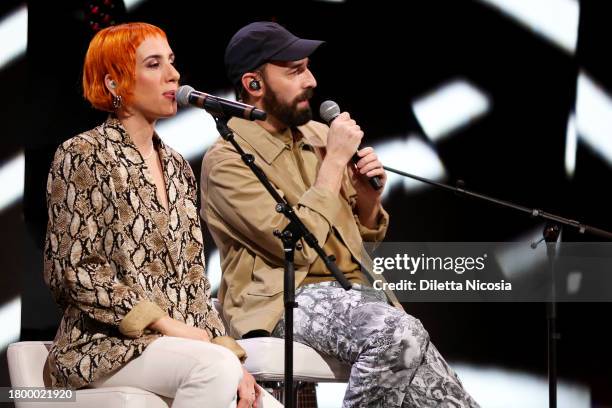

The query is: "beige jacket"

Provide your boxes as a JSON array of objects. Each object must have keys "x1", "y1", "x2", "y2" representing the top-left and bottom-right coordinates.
[
  {"x1": 44, "y1": 118, "x2": 236, "y2": 389},
  {"x1": 201, "y1": 118, "x2": 399, "y2": 339}
]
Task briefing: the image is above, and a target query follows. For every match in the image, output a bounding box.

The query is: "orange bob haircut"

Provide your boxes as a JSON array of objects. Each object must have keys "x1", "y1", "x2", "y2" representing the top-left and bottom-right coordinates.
[{"x1": 83, "y1": 22, "x2": 167, "y2": 112}]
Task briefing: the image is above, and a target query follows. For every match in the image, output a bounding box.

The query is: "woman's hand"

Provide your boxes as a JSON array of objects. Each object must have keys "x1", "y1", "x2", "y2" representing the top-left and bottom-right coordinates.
[
  {"x1": 237, "y1": 366, "x2": 261, "y2": 408},
  {"x1": 149, "y1": 316, "x2": 210, "y2": 342}
]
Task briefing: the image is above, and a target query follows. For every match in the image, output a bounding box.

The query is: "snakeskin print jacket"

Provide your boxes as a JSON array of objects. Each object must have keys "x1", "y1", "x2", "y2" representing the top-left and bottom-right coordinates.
[{"x1": 43, "y1": 117, "x2": 227, "y2": 389}]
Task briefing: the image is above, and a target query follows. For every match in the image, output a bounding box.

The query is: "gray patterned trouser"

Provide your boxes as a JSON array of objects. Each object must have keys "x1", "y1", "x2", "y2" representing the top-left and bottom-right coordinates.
[{"x1": 272, "y1": 282, "x2": 479, "y2": 408}]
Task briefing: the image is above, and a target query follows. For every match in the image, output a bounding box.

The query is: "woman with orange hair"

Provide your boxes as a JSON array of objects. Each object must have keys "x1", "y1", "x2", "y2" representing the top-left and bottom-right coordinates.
[{"x1": 44, "y1": 22, "x2": 264, "y2": 407}]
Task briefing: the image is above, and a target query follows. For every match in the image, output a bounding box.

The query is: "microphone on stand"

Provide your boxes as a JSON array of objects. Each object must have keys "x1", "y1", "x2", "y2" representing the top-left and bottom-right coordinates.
[{"x1": 177, "y1": 85, "x2": 267, "y2": 121}]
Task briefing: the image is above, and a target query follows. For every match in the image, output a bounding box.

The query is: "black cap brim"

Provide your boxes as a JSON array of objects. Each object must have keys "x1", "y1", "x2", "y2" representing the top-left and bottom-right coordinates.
[{"x1": 269, "y1": 38, "x2": 324, "y2": 62}]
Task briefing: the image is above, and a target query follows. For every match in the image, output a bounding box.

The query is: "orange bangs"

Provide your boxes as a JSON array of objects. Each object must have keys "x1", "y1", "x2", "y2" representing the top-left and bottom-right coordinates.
[{"x1": 82, "y1": 22, "x2": 167, "y2": 112}]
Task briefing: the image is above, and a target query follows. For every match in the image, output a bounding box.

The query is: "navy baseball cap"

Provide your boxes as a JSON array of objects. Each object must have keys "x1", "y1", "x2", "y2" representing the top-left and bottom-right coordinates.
[{"x1": 224, "y1": 21, "x2": 324, "y2": 88}]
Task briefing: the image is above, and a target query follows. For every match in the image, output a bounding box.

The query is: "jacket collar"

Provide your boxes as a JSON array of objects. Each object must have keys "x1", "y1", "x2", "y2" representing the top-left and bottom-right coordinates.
[
  {"x1": 101, "y1": 115, "x2": 166, "y2": 156},
  {"x1": 227, "y1": 118, "x2": 317, "y2": 165}
]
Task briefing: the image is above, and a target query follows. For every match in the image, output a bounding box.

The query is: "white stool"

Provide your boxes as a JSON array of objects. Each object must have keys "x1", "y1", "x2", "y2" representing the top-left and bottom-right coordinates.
[
  {"x1": 7, "y1": 303, "x2": 350, "y2": 407},
  {"x1": 214, "y1": 299, "x2": 351, "y2": 405},
  {"x1": 7, "y1": 341, "x2": 170, "y2": 408}
]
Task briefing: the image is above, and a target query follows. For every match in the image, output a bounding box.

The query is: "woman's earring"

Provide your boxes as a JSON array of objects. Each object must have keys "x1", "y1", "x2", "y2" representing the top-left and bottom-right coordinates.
[{"x1": 112, "y1": 94, "x2": 122, "y2": 109}]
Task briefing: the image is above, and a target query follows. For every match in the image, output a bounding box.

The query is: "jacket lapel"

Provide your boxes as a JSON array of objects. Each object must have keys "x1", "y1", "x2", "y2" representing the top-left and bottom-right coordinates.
[
  {"x1": 101, "y1": 118, "x2": 181, "y2": 275},
  {"x1": 154, "y1": 141, "x2": 184, "y2": 276}
]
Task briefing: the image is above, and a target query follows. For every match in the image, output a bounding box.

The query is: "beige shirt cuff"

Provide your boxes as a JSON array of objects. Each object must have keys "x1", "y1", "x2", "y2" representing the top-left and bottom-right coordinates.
[
  {"x1": 119, "y1": 300, "x2": 167, "y2": 338},
  {"x1": 299, "y1": 186, "x2": 342, "y2": 226},
  {"x1": 211, "y1": 335, "x2": 248, "y2": 363},
  {"x1": 357, "y1": 206, "x2": 390, "y2": 242}
]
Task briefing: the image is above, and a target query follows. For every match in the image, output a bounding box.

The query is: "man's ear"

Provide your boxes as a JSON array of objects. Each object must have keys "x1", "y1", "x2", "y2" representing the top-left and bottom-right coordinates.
[{"x1": 241, "y1": 72, "x2": 263, "y2": 100}]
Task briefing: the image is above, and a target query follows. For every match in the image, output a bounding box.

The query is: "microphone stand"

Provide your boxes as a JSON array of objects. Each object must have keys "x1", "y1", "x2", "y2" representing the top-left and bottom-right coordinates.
[
  {"x1": 542, "y1": 224, "x2": 561, "y2": 408},
  {"x1": 212, "y1": 113, "x2": 352, "y2": 408},
  {"x1": 383, "y1": 166, "x2": 612, "y2": 240},
  {"x1": 382, "y1": 165, "x2": 612, "y2": 408}
]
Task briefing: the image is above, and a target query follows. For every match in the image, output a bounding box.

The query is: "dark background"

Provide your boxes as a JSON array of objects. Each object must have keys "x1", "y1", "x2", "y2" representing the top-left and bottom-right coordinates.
[{"x1": 1, "y1": 0, "x2": 610, "y2": 405}]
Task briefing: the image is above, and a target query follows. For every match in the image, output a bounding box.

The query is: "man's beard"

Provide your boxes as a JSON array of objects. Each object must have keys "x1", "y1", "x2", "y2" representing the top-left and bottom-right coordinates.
[{"x1": 262, "y1": 87, "x2": 314, "y2": 128}]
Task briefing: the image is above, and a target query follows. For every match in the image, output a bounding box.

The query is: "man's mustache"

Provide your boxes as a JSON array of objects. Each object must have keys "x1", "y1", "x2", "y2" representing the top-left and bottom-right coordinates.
[{"x1": 295, "y1": 88, "x2": 314, "y2": 104}]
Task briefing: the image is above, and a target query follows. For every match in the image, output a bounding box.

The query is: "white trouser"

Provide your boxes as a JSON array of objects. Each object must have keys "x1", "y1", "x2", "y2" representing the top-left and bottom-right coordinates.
[{"x1": 91, "y1": 336, "x2": 282, "y2": 408}]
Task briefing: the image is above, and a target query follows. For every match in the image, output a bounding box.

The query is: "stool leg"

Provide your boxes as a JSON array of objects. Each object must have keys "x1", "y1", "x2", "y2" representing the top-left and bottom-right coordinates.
[
  {"x1": 259, "y1": 381, "x2": 318, "y2": 407},
  {"x1": 296, "y1": 382, "x2": 318, "y2": 407}
]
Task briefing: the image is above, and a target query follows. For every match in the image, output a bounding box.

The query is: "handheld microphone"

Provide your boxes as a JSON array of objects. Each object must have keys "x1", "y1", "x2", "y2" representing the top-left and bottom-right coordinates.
[
  {"x1": 177, "y1": 85, "x2": 267, "y2": 121},
  {"x1": 319, "y1": 100, "x2": 383, "y2": 190}
]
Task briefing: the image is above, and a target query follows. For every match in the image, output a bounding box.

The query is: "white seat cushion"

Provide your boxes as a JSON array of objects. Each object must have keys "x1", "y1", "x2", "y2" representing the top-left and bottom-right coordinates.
[
  {"x1": 7, "y1": 342, "x2": 169, "y2": 408},
  {"x1": 212, "y1": 298, "x2": 350, "y2": 382},
  {"x1": 8, "y1": 334, "x2": 348, "y2": 407},
  {"x1": 7, "y1": 342, "x2": 51, "y2": 387},
  {"x1": 239, "y1": 337, "x2": 350, "y2": 382}
]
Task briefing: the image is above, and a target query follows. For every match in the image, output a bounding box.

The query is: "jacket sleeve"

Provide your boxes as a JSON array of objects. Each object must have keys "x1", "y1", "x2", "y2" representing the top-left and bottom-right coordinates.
[
  {"x1": 345, "y1": 177, "x2": 390, "y2": 243},
  {"x1": 353, "y1": 206, "x2": 390, "y2": 243},
  {"x1": 202, "y1": 155, "x2": 342, "y2": 266},
  {"x1": 44, "y1": 140, "x2": 166, "y2": 338}
]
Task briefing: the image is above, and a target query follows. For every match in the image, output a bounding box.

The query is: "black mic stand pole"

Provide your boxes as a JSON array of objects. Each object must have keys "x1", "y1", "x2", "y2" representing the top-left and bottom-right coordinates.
[
  {"x1": 381, "y1": 165, "x2": 612, "y2": 408},
  {"x1": 532, "y1": 223, "x2": 563, "y2": 408},
  {"x1": 212, "y1": 113, "x2": 352, "y2": 408},
  {"x1": 542, "y1": 224, "x2": 561, "y2": 408}
]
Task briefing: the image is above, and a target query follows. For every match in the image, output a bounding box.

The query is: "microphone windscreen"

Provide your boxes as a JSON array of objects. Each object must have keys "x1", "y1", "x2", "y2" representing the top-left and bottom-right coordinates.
[
  {"x1": 319, "y1": 100, "x2": 341, "y2": 124},
  {"x1": 176, "y1": 85, "x2": 195, "y2": 107}
]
